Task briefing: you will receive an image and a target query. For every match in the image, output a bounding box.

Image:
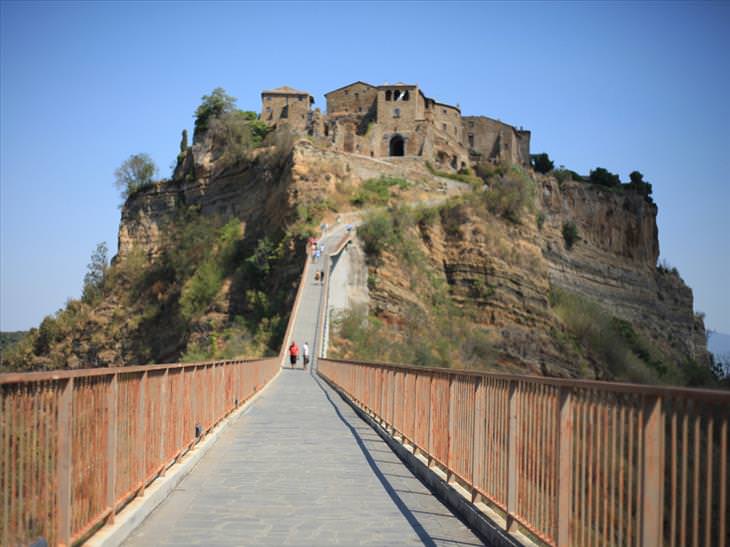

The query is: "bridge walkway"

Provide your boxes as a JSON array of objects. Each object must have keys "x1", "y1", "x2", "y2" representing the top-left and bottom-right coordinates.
[{"x1": 123, "y1": 227, "x2": 484, "y2": 546}]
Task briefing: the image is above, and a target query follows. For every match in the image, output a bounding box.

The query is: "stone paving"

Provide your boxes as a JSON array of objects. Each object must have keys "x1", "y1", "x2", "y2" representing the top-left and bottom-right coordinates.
[{"x1": 124, "y1": 225, "x2": 485, "y2": 546}]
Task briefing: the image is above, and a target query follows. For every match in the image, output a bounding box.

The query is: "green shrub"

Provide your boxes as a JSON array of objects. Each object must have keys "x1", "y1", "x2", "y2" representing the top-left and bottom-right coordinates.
[
  {"x1": 536, "y1": 212, "x2": 545, "y2": 230},
  {"x1": 530, "y1": 153, "x2": 554, "y2": 174},
  {"x1": 483, "y1": 166, "x2": 536, "y2": 223},
  {"x1": 589, "y1": 167, "x2": 621, "y2": 188},
  {"x1": 358, "y1": 210, "x2": 395, "y2": 257},
  {"x1": 625, "y1": 170, "x2": 653, "y2": 201},
  {"x1": 350, "y1": 176, "x2": 410, "y2": 207},
  {"x1": 550, "y1": 287, "x2": 661, "y2": 383},
  {"x1": 562, "y1": 221, "x2": 579, "y2": 250}
]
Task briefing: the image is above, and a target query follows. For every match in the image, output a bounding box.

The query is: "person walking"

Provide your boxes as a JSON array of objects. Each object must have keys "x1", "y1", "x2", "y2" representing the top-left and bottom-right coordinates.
[
  {"x1": 302, "y1": 342, "x2": 310, "y2": 370},
  {"x1": 289, "y1": 341, "x2": 299, "y2": 368}
]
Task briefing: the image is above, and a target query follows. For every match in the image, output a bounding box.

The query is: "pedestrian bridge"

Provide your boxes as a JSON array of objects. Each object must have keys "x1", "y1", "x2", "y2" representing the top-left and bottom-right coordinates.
[{"x1": 1, "y1": 228, "x2": 728, "y2": 546}]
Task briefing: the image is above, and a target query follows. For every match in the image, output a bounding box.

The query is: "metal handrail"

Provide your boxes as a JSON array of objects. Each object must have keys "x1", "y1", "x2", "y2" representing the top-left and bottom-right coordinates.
[{"x1": 318, "y1": 357, "x2": 729, "y2": 547}]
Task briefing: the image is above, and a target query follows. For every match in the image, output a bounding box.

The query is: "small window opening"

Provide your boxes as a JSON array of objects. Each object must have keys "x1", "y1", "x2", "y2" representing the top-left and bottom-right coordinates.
[
  {"x1": 403, "y1": 90, "x2": 410, "y2": 101},
  {"x1": 468, "y1": 134, "x2": 474, "y2": 147},
  {"x1": 442, "y1": 123, "x2": 447, "y2": 131},
  {"x1": 394, "y1": 90, "x2": 401, "y2": 101},
  {"x1": 281, "y1": 105, "x2": 289, "y2": 119},
  {"x1": 393, "y1": 108, "x2": 401, "y2": 118},
  {"x1": 385, "y1": 90, "x2": 392, "y2": 101}
]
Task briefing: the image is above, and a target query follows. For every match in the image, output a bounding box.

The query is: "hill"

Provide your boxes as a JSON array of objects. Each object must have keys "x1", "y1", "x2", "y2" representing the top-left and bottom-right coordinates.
[{"x1": 2, "y1": 86, "x2": 720, "y2": 387}]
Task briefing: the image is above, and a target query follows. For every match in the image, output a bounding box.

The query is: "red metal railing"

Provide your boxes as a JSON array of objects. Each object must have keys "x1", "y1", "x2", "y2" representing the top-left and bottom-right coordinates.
[
  {"x1": 318, "y1": 358, "x2": 730, "y2": 547},
  {"x1": 0, "y1": 357, "x2": 279, "y2": 546}
]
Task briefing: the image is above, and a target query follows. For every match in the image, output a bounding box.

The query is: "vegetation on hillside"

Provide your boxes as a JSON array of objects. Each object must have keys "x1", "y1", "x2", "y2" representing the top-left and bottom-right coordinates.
[
  {"x1": 333, "y1": 204, "x2": 496, "y2": 369},
  {"x1": 1, "y1": 206, "x2": 306, "y2": 372}
]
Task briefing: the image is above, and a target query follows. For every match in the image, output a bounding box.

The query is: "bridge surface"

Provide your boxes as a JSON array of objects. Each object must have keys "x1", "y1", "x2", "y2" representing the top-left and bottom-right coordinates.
[{"x1": 124, "y1": 226, "x2": 483, "y2": 546}]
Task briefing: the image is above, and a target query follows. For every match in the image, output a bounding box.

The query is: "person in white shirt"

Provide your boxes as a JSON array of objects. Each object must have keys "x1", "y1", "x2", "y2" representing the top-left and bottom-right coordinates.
[{"x1": 302, "y1": 342, "x2": 310, "y2": 370}]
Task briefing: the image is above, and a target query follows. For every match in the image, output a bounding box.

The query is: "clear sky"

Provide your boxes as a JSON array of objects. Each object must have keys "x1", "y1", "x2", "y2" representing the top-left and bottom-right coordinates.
[{"x1": 1, "y1": 1, "x2": 729, "y2": 334}]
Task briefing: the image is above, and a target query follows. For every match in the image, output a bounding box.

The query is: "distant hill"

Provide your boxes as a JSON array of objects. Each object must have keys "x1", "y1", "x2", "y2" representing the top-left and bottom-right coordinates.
[
  {"x1": 708, "y1": 331, "x2": 730, "y2": 361},
  {"x1": 1, "y1": 331, "x2": 27, "y2": 354}
]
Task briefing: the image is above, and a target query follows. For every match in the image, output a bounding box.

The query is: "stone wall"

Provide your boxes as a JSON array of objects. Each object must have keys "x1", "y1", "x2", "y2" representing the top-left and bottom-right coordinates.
[
  {"x1": 261, "y1": 93, "x2": 311, "y2": 131},
  {"x1": 463, "y1": 116, "x2": 530, "y2": 165},
  {"x1": 325, "y1": 82, "x2": 377, "y2": 117}
]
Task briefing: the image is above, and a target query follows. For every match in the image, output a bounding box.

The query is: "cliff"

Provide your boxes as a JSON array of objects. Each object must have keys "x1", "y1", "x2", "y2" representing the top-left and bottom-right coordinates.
[
  {"x1": 332, "y1": 168, "x2": 712, "y2": 385},
  {"x1": 2, "y1": 123, "x2": 714, "y2": 384}
]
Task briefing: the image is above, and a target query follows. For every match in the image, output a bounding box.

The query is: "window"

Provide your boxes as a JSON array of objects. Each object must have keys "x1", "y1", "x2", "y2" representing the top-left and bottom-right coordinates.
[
  {"x1": 442, "y1": 109, "x2": 447, "y2": 114},
  {"x1": 344, "y1": 90, "x2": 349, "y2": 95},
  {"x1": 298, "y1": 96, "x2": 303, "y2": 101},
  {"x1": 468, "y1": 134, "x2": 474, "y2": 147},
  {"x1": 385, "y1": 90, "x2": 392, "y2": 101},
  {"x1": 393, "y1": 108, "x2": 401, "y2": 118},
  {"x1": 281, "y1": 105, "x2": 288, "y2": 119},
  {"x1": 355, "y1": 92, "x2": 359, "y2": 100},
  {"x1": 442, "y1": 123, "x2": 447, "y2": 131},
  {"x1": 394, "y1": 90, "x2": 401, "y2": 101},
  {"x1": 358, "y1": 106, "x2": 362, "y2": 112},
  {"x1": 469, "y1": 121, "x2": 474, "y2": 127},
  {"x1": 403, "y1": 90, "x2": 410, "y2": 101}
]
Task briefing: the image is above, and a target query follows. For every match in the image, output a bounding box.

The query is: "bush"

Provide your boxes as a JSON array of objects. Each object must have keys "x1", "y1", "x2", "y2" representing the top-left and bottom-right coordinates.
[
  {"x1": 625, "y1": 170, "x2": 653, "y2": 201},
  {"x1": 550, "y1": 287, "x2": 661, "y2": 383},
  {"x1": 530, "y1": 153, "x2": 554, "y2": 174},
  {"x1": 562, "y1": 221, "x2": 579, "y2": 250},
  {"x1": 483, "y1": 166, "x2": 536, "y2": 223},
  {"x1": 589, "y1": 167, "x2": 621, "y2": 188},
  {"x1": 536, "y1": 212, "x2": 545, "y2": 230},
  {"x1": 114, "y1": 153, "x2": 157, "y2": 199},
  {"x1": 358, "y1": 210, "x2": 395, "y2": 257},
  {"x1": 350, "y1": 176, "x2": 410, "y2": 207}
]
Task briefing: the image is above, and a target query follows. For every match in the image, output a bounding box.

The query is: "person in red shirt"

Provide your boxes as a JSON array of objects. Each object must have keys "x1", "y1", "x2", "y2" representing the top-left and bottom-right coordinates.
[{"x1": 289, "y1": 341, "x2": 299, "y2": 368}]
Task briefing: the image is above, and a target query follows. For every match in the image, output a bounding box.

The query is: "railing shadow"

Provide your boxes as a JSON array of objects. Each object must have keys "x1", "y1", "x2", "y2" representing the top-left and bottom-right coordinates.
[{"x1": 311, "y1": 373, "x2": 438, "y2": 547}]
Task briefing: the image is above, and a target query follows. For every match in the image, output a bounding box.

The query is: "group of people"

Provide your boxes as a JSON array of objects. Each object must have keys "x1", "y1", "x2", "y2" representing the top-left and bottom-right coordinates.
[
  {"x1": 309, "y1": 237, "x2": 325, "y2": 263},
  {"x1": 288, "y1": 341, "x2": 309, "y2": 369}
]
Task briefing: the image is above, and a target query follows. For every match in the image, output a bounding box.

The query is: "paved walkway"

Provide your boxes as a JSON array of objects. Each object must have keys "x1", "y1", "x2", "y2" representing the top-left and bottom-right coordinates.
[{"x1": 124, "y1": 226, "x2": 485, "y2": 546}]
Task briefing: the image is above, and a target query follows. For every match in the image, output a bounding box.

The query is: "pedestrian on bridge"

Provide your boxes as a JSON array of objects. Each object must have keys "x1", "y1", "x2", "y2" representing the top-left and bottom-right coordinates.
[
  {"x1": 302, "y1": 342, "x2": 310, "y2": 370},
  {"x1": 288, "y1": 341, "x2": 299, "y2": 368}
]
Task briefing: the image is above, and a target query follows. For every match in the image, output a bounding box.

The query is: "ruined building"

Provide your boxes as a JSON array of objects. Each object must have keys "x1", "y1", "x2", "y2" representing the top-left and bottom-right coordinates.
[{"x1": 260, "y1": 81, "x2": 531, "y2": 170}]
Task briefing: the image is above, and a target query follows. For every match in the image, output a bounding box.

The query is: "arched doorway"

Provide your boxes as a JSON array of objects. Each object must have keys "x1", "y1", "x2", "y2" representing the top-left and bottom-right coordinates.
[{"x1": 389, "y1": 134, "x2": 405, "y2": 156}]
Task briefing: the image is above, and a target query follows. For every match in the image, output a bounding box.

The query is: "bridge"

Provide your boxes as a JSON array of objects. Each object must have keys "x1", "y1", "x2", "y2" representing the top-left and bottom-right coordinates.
[{"x1": 1, "y1": 224, "x2": 728, "y2": 546}]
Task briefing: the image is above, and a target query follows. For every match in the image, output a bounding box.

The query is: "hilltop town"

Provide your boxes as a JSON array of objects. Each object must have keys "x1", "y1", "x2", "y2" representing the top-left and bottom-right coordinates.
[{"x1": 260, "y1": 81, "x2": 531, "y2": 171}]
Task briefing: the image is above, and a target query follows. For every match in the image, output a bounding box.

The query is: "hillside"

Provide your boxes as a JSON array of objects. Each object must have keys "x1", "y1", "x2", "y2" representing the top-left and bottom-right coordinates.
[{"x1": 1, "y1": 88, "x2": 720, "y2": 387}]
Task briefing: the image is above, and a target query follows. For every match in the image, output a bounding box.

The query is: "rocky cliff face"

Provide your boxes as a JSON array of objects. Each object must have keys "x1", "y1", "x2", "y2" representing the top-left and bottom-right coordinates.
[{"x1": 355, "y1": 172, "x2": 711, "y2": 382}]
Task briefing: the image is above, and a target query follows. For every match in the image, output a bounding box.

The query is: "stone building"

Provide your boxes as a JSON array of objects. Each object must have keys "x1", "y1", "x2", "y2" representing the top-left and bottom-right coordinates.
[
  {"x1": 260, "y1": 86, "x2": 314, "y2": 132},
  {"x1": 259, "y1": 80, "x2": 530, "y2": 170}
]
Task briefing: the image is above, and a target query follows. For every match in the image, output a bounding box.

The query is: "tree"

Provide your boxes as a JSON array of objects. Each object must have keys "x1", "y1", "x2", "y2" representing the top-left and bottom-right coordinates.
[
  {"x1": 82, "y1": 242, "x2": 109, "y2": 303},
  {"x1": 114, "y1": 153, "x2": 157, "y2": 199},
  {"x1": 531, "y1": 153, "x2": 554, "y2": 174},
  {"x1": 180, "y1": 129, "x2": 189, "y2": 154},
  {"x1": 627, "y1": 170, "x2": 653, "y2": 200},
  {"x1": 194, "y1": 87, "x2": 237, "y2": 139},
  {"x1": 589, "y1": 167, "x2": 620, "y2": 188}
]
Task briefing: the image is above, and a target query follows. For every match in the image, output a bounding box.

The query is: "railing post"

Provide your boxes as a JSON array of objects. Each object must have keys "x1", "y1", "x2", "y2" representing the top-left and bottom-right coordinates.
[
  {"x1": 641, "y1": 395, "x2": 663, "y2": 547},
  {"x1": 557, "y1": 386, "x2": 573, "y2": 546},
  {"x1": 137, "y1": 372, "x2": 147, "y2": 494},
  {"x1": 507, "y1": 380, "x2": 519, "y2": 532},
  {"x1": 106, "y1": 374, "x2": 118, "y2": 523},
  {"x1": 160, "y1": 370, "x2": 169, "y2": 471},
  {"x1": 57, "y1": 377, "x2": 73, "y2": 546}
]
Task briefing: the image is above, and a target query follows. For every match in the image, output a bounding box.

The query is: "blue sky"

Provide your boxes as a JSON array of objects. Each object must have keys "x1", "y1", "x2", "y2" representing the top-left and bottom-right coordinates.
[{"x1": 1, "y1": 1, "x2": 729, "y2": 334}]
